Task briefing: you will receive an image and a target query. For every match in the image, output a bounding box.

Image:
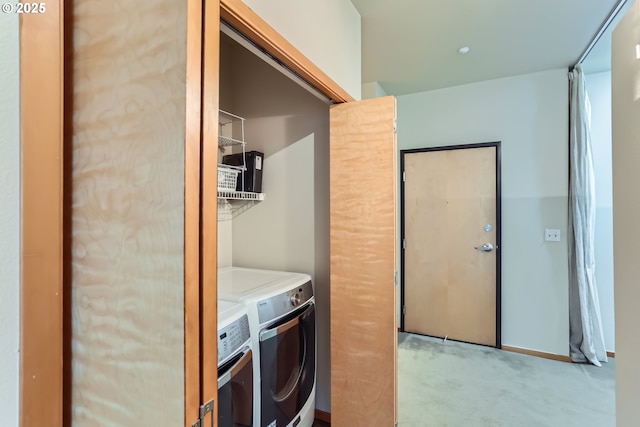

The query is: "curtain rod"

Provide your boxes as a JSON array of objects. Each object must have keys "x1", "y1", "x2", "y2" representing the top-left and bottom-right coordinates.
[{"x1": 574, "y1": 0, "x2": 629, "y2": 67}]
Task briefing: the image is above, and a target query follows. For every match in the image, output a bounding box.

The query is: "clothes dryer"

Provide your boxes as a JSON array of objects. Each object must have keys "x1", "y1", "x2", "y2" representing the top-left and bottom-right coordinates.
[
  {"x1": 218, "y1": 299, "x2": 254, "y2": 427},
  {"x1": 218, "y1": 267, "x2": 316, "y2": 427}
]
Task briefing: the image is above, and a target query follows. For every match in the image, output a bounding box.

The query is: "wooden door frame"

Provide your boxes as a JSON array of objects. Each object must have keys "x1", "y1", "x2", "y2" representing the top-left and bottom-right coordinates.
[
  {"x1": 399, "y1": 141, "x2": 503, "y2": 348},
  {"x1": 19, "y1": 6, "x2": 65, "y2": 426},
  {"x1": 185, "y1": 0, "x2": 207, "y2": 425},
  {"x1": 20, "y1": 0, "x2": 353, "y2": 426}
]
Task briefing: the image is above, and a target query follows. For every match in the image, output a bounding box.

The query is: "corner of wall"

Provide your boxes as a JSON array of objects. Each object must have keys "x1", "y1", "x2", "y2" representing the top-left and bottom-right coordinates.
[{"x1": 362, "y1": 81, "x2": 388, "y2": 100}]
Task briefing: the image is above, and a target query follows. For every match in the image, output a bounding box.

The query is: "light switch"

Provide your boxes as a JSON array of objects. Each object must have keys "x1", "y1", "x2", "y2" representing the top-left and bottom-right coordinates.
[{"x1": 545, "y1": 229, "x2": 561, "y2": 242}]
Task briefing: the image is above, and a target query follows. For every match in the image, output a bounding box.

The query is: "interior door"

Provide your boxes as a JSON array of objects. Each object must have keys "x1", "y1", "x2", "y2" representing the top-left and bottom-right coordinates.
[
  {"x1": 68, "y1": 1, "x2": 203, "y2": 426},
  {"x1": 402, "y1": 144, "x2": 500, "y2": 347},
  {"x1": 330, "y1": 96, "x2": 398, "y2": 427}
]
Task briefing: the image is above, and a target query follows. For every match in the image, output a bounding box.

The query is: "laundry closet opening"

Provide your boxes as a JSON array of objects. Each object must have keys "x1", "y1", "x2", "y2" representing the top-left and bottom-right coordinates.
[{"x1": 216, "y1": 25, "x2": 333, "y2": 423}]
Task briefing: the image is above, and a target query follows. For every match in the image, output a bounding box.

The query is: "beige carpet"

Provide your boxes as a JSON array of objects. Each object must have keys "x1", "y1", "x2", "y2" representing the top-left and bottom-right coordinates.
[{"x1": 398, "y1": 332, "x2": 615, "y2": 427}]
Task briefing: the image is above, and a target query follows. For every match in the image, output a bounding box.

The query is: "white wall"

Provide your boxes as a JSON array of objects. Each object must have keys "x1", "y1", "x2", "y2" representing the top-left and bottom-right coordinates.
[
  {"x1": 242, "y1": 0, "x2": 361, "y2": 100},
  {"x1": 585, "y1": 71, "x2": 615, "y2": 352},
  {"x1": 398, "y1": 69, "x2": 570, "y2": 356},
  {"x1": 612, "y1": 3, "x2": 640, "y2": 425},
  {"x1": 0, "y1": 12, "x2": 20, "y2": 427},
  {"x1": 219, "y1": 37, "x2": 332, "y2": 412}
]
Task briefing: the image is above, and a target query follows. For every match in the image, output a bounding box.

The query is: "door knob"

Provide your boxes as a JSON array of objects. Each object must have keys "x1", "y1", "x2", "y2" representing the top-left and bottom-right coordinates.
[{"x1": 474, "y1": 243, "x2": 494, "y2": 252}]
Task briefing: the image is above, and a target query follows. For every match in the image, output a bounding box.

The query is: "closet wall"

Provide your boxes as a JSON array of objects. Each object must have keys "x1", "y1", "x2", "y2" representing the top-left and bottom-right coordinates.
[
  {"x1": 71, "y1": 1, "x2": 187, "y2": 425},
  {"x1": 218, "y1": 36, "x2": 235, "y2": 269},
  {"x1": 217, "y1": 34, "x2": 331, "y2": 411}
]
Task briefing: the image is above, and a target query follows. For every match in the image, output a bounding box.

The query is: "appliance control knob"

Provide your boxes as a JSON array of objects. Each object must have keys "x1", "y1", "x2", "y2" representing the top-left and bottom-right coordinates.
[{"x1": 290, "y1": 293, "x2": 301, "y2": 306}]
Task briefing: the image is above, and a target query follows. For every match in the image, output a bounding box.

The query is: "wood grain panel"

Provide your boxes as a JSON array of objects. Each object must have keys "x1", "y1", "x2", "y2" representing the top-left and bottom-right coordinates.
[
  {"x1": 446, "y1": 147, "x2": 496, "y2": 346},
  {"x1": 404, "y1": 147, "x2": 496, "y2": 346},
  {"x1": 404, "y1": 151, "x2": 449, "y2": 336},
  {"x1": 201, "y1": 1, "x2": 220, "y2": 425},
  {"x1": 220, "y1": 0, "x2": 354, "y2": 103},
  {"x1": 330, "y1": 96, "x2": 397, "y2": 427},
  {"x1": 185, "y1": 0, "x2": 204, "y2": 425},
  {"x1": 20, "y1": 4, "x2": 65, "y2": 426},
  {"x1": 70, "y1": 1, "x2": 187, "y2": 425}
]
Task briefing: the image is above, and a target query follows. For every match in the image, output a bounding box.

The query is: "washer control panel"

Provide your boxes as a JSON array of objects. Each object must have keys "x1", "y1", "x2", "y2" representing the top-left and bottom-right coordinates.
[
  {"x1": 217, "y1": 314, "x2": 250, "y2": 365},
  {"x1": 257, "y1": 280, "x2": 313, "y2": 324}
]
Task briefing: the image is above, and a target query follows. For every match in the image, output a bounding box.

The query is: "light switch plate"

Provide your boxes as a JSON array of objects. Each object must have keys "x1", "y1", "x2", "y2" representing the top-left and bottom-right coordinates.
[{"x1": 545, "y1": 229, "x2": 561, "y2": 242}]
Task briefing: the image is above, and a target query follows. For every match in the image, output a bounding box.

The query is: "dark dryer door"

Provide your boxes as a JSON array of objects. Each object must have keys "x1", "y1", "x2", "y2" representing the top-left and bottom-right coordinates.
[
  {"x1": 259, "y1": 302, "x2": 316, "y2": 427},
  {"x1": 218, "y1": 348, "x2": 254, "y2": 427}
]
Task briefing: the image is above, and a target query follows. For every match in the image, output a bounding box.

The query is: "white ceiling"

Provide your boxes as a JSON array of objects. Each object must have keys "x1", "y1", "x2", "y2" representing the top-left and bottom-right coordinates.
[{"x1": 351, "y1": 0, "x2": 626, "y2": 95}]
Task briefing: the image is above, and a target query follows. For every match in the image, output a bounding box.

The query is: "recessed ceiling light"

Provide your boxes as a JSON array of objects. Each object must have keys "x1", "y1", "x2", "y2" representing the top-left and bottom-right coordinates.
[{"x1": 457, "y1": 46, "x2": 470, "y2": 55}]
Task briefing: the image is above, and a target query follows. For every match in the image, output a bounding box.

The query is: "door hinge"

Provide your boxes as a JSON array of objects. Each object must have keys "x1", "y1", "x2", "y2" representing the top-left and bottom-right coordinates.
[
  {"x1": 402, "y1": 171, "x2": 406, "y2": 182},
  {"x1": 394, "y1": 119, "x2": 397, "y2": 134},
  {"x1": 402, "y1": 238, "x2": 406, "y2": 250},
  {"x1": 193, "y1": 399, "x2": 215, "y2": 427},
  {"x1": 394, "y1": 271, "x2": 398, "y2": 285},
  {"x1": 403, "y1": 306, "x2": 406, "y2": 316}
]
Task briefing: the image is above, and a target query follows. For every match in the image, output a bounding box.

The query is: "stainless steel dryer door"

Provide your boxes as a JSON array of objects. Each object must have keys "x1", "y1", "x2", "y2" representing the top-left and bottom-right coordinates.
[
  {"x1": 259, "y1": 302, "x2": 316, "y2": 427},
  {"x1": 218, "y1": 348, "x2": 254, "y2": 427}
]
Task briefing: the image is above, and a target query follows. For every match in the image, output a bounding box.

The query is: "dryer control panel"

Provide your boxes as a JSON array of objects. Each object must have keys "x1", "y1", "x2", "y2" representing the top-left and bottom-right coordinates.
[
  {"x1": 218, "y1": 314, "x2": 250, "y2": 366},
  {"x1": 257, "y1": 280, "x2": 313, "y2": 324}
]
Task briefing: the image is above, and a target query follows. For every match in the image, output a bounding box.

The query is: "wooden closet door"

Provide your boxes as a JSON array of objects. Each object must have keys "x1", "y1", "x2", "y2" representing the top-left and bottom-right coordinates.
[
  {"x1": 21, "y1": 1, "x2": 208, "y2": 425},
  {"x1": 68, "y1": 1, "x2": 207, "y2": 426},
  {"x1": 330, "y1": 96, "x2": 398, "y2": 427}
]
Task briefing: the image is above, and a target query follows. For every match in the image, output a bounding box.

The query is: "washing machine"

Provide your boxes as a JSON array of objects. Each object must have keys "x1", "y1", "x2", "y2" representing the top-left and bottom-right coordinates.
[
  {"x1": 218, "y1": 299, "x2": 254, "y2": 427},
  {"x1": 218, "y1": 267, "x2": 316, "y2": 427}
]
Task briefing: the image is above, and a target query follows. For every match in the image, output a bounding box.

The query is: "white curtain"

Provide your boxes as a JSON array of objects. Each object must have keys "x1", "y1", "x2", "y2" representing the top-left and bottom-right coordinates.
[{"x1": 568, "y1": 65, "x2": 607, "y2": 366}]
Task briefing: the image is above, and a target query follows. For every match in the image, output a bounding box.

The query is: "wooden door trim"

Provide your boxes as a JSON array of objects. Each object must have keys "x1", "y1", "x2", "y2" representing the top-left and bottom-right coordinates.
[
  {"x1": 20, "y1": 6, "x2": 65, "y2": 426},
  {"x1": 399, "y1": 141, "x2": 502, "y2": 347},
  {"x1": 219, "y1": 0, "x2": 355, "y2": 104},
  {"x1": 502, "y1": 345, "x2": 572, "y2": 363},
  {"x1": 314, "y1": 409, "x2": 332, "y2": 423},
  {"x1": 185, "y1": 0, "x2": 206, "y2": 425},
  {"x1": 200, "y1": 0, "x2": 220, "y2": 425}
]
